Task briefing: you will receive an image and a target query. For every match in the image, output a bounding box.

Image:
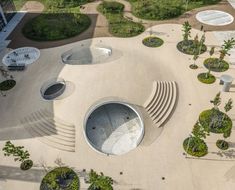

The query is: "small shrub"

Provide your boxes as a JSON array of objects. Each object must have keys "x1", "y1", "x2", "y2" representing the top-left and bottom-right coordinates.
[{"x1": 216, "y1": 140, "x2": 229, "y2": 150}]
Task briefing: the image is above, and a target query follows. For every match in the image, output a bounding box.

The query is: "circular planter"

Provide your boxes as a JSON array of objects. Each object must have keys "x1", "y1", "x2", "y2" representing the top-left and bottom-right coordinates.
[
  {"x1": 189, "y1": 64, "x2": 198, "y2": 69},
  {"x1": 41, "y1": 78, "x2": 66, "y2": 100},
  {"x1": 142, "y1": 36, "x2": 164, "y2": 47},
  {"x1": 0, "y1": 80, "x2": 16, "y2": 91},
  {"x1": 197, "y1": 73, "x2": 216, "y2": 84},
  {"x1": 183, "y1": 137, "x2": 208, "y2": 157},
  {"x1": 216, "y1": 139, "x2": 229, "y2": 150},
  {"x1": 20, "y1": 159, "x2": 33, "y2": 170},
  {"x1": 84, "y1": 101, "x2": 144, "y2": 155},
  {"x1": 199, "y1": 109, "x2": 232, "y2": 134},
  {"x1": 40, "y1": 167, "x2": 79, "y2": 190},
  {"x1": 177, "y1": 40, "x2": 207, "y2": 55},
  {"x1": 204, "y1": 58, "x2": 229, "y2": 72}
]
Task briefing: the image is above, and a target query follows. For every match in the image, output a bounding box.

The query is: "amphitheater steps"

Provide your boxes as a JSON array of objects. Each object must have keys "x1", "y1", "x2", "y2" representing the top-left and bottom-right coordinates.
[
  {"x1": 22, "y1": 109, "x2": 75, "y2": 152},
  {"x1": 144, "y1": 81, "x2": 177, "y2": 127}
]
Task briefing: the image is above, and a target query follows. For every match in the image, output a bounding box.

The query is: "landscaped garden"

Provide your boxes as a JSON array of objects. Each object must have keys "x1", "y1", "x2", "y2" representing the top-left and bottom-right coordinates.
[
  {"x1": 183, "y1": 93, "x2": 233, "y2": 157},
  {"x1": 97, "y1": 1, "x2": 144, "y2": 37},
  {"x1": 127, "y1": 0, "x2": 221, "y2": 20},
  {"x1": 21, "y1": 0, "x2": 93, "y2": 41},
  {"x1": 23, "y1": 13, "x2": 91, "y2": 41}
]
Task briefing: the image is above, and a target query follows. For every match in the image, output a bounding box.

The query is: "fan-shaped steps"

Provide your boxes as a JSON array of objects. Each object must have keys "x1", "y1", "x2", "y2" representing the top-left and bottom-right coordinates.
[
  {"x1": 144, "y1": 81, "x2": 177, "y2": 127},
  {"x1": 21, "y1": 109, "x2": 75, "y2": 152}
]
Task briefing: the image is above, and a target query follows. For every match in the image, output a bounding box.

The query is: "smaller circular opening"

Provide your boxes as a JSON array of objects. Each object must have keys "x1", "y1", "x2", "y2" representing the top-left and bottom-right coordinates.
[{"x1": 41, "y1": 79, "x2": 66, "y2": 100}]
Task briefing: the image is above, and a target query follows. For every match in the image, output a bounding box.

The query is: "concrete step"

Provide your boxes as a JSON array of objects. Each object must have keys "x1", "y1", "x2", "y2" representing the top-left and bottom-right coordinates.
[
  {"x1": 144, "y1": 81, "x2": 158, "y2": 108},
  {"x1": 26, "y1": 125, "x2": 75, "y2": 152},
  {"x1": 33, "y1": 111, "x2": 75, "y2": 133},
  {"x1": 152, "y1": 81, "x2": 172, "y2": 121},
  {"x1": 24, "y1": 117, "x2": 75, "y2": 144},
  {"x1": 146, "y1": 81, "x2": 163, "y2": 112},
  {"x1": 157, "y1": 82, "x2": 177, "y2": 126},
  {"x1": 143, "y1": 81, "x2": 177, "y2": 128},
  {"x1": 148, "y1": 82, "x2": 167, "y2": 116}
]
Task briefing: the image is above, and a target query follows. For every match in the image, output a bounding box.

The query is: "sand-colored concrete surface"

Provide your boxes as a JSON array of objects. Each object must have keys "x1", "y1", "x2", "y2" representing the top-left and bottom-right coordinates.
[{"x1": 0, "y1": 23, "x2": 235, "y2": 189}]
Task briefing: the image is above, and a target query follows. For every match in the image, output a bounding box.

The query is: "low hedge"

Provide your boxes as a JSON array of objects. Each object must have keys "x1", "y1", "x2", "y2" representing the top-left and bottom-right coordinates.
[{"x1": 216, "y1": 139, "x2": 229, "y2": 150}]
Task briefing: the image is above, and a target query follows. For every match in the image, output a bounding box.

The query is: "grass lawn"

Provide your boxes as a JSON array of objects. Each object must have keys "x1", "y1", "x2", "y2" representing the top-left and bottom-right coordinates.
[
  {"x1": 127, "y1": 0, "x2": 221, "y2": 20},
  {"x1": 13, "y1": 0, "x2": 28, "y2": 10},
  {"x1": 97, "y1": 1, "x2": 144, "y2": 37},
  {"x1": 197, "y1": 73, "x2": 216, "y2": 84}
]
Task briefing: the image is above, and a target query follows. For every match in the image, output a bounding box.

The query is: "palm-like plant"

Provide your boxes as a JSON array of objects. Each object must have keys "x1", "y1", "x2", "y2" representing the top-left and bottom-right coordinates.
[
  {"x1": 210, "y1": 92, "x2": 221, "y2": 110},
  {"x1": 218, "y1": 38, "x2": 235, "y2": 67},
  {"x1": 206, "y1": 46, "x2": 215, "y2": 78},
  {"x1": 182, "y1": 21, "x2": 191, "y2": 42}
]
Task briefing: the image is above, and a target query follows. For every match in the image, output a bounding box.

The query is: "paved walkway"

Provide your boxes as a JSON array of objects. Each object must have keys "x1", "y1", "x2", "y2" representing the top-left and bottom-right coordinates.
[{"x1": 0, "y1": 24, "x2": 235, "y2": 190}]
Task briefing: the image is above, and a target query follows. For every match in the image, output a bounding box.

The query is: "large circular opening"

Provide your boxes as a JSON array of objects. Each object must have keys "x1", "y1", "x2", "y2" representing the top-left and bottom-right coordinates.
[
  {"x1": 84, "y1": 102, "x2": 144, "y2": 155},
  {"x1": 196, "y1": 10, "x2": 234, "y2": 26},
  {"x1": 41, "y1": 78, "x2": 66, "y2": 100}
]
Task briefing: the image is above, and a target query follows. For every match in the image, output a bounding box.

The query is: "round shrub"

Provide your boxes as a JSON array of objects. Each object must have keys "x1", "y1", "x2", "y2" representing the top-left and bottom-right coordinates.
[
  {"x1": 20, "y1": 160, "x2": 33, "y2": 170},
  {"x1": 102, "y1": 1, "x2": 124, "y2": 13},
  {"x1": 183, "y1": 137, "x2": 208, "y2": 157},
  {"x1": 142, "y1": 36, "x2": 164, "y2": 47},
  {"x1": 23, "y1": 13, "x2": 91, "y2": 41},
  {"x1": 199, "y1": 109, "x2": 232, "y2": 135},
  {"x1": 40, "y1": 167, "x2": 79, "y2": 190},
  {"x1": 0, "y1": 79, "x2": 16, "y2": 91},
  {"x1": 203, "y1": 58, "x2": 229, "y2": 72},
  {"x1": 197, "y1": 73, "x2": 216, "y2": 84},
  {"x1": 216, "y1": 139, "x2": 229, "y2": 150},
  {"x1": 177, "y1": 40, "x2": 207, "y2": 55}
]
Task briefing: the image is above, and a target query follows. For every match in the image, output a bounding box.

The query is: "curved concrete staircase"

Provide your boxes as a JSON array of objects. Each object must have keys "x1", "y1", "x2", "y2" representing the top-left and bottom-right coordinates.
[
  {"x1": 144, "y1": 81, "x2": 177, "y2": 127},
  {"x1": 21, "y1": 109, "x2": 75, "y2": 152}
]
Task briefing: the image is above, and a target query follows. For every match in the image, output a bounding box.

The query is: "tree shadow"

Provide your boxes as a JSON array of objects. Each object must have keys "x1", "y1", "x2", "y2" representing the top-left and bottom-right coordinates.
[{"x1": 210, "y1": 149, "x2": 235, "y2": 159}]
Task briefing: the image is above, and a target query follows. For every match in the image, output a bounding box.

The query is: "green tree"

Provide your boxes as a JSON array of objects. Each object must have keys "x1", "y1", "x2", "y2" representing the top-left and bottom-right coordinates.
[
  {"x1": 2, "y1": 141, "x2": 30, "y2": 162},
  {"x1": 218, "y1": 38, "x2": 235, "y2": 67},
  {"x1": 210, "y1": 92, "x2": 221, "y2": 110},
  {"x1": 88, "y1": 169, "x2": 113, "y2": 190},
  {"x1": 206, "y1": 46, "x2": 215, "y2": 78},
  {"x1": 192, "y1": 121, "x2": 209, "y2": 139},
  {"x1": 182, "y1": 21, "x2": 191, "y2": 42}
]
